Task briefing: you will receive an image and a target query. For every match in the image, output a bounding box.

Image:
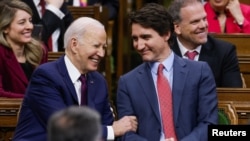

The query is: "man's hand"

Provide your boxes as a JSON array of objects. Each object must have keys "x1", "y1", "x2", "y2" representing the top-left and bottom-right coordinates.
[{"x1": 112, "y1": 116, "x2": 138, "y2": 137}]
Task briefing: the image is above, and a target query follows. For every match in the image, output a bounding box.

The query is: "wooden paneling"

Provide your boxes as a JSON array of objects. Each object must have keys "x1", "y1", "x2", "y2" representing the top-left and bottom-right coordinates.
[
  {"x1": 238, "y1": 55, "x2": 250, "y2": 87},
  {"x1": 48, "y1": 52, "x2": 64, "y2": 62},
  {"x1": 0, "y1": 98, "x2": 22, "y2": 141},
  {"x1": 218, "y1": 101, "x2": 238, "y2": 124},
  {"x1": 211, "y1": 33, "x2": 250, "y2": 87},
  {"x1": 217, "y1": 88, "x2": 250, "y2": 124},
  {"x1": 67, "y1": 6, "x2": 108, "y2": 26},
  {"x1": 240, "y1": 0, "x2": 250, "y2": 5},
  {"x1": 210, "y1": 33, "x2": 250, "y2": 56}
]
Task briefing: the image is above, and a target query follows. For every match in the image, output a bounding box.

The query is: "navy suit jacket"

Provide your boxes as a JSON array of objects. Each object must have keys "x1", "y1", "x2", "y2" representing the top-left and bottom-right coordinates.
[
  {"x1": 21, "y1": 0, "x2": 73, "y2": 51},
  {"x1": 13, "y1": 56, "x2": 114, "y2": 141},
  {"x1": 172, "y1": 35, "x2": 242, "y2": 87},
  {"x1": 116, "y1": 54, "x2": 218, "y2": 141}
]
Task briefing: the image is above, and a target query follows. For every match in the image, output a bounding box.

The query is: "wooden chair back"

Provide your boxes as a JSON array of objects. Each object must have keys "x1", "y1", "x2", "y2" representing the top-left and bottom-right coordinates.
[
  {"x1": 217, "y1": 88, "x2": 250, "y2": 124},
  {"x1": 0, "y1": 98, "x2": 23, "y2": 141},
  {"x1": 218, "y1": 101, "x2": 238, "y2": 124}
]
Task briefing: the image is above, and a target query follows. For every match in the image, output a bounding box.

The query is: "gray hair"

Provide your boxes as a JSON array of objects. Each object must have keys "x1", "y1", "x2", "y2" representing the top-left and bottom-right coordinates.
[
  {"x1": 167, "y1": 0, "x2": 202, "y2": 23},
  {"x1": 63, "y1": 17, "x2": 104, "y2": 49}
]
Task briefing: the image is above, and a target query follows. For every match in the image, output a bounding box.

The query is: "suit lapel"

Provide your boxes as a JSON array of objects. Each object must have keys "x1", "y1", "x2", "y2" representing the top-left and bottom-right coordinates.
[
  {"x1": 57, "y1": 56, "x2": 79, "y2": 104},
  {"x1": 85, "y1": 73, "x2": 97, "y2": 109},
  {"x1": 137, "y1": 63, "x2": 161, "y2": 123},
  {"x1": 172, "y1": 55, "x2": 188, "y2": 122},
  {"x1": 199, "y1": 37, "x2": 215, "y2": 67},
  {"x1": 5, "y1": 49, "x2": 28, "y2": 84}
]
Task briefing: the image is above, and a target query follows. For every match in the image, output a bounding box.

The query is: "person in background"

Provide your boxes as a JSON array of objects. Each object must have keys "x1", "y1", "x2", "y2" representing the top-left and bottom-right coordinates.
[
  {"x1": 48, "y1": 106, "x2": 102, "y2": 141},
  {"x1": 66, "y1": 0, "x2": 119, "y2": 20},
  {"x1": 0, "y1": 0, "x2": 47, "y2": 98},
  {"x1": 204, "y1": 0, "x2": 250, "y2": 33},
  {"x1": 13, "y1": 17, "x2": 137, "y2": 141},
  {"x1": 168, "y1": 0, "x2": 243, "y2": 87},
  {"x1": 21, "y1": 0, "x2": 74, "y2": 52},
  {"x1": 116, "y1": 3, "x2": 217, "y2": 141}
]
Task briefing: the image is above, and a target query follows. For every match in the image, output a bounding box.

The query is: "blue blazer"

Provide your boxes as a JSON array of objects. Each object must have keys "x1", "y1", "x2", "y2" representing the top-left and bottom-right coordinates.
[
  {"x1": 13, "y1": 56, "x2": 114, "y2": 141},
  {"x1": 116, "y1": 54, "x2": 218, "y2": 141}
]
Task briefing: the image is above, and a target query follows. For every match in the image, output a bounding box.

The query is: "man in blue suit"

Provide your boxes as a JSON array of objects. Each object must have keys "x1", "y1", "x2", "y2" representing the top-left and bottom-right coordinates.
[
  {"x1": 116, "y1": 3, "x2": 218, "y2": 141},
  {"x1": 13, "y1": 17, "x2": 137, "y2": 141}
]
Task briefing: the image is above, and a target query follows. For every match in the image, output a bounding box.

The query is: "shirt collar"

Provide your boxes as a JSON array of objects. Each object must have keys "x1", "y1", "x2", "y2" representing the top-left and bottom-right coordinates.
[
  {"x1": 64, "y1": 55, "x2": 81, "y2": 84},
  {"x1": 176, "y1": 37, "x2": 202, "y2": 56},
  {"x1": 34, "y1": 0, "x2": 40, "y2": 7},
  {"x1": 150, "y1": 50, "x2": 174, "y2": 75}
]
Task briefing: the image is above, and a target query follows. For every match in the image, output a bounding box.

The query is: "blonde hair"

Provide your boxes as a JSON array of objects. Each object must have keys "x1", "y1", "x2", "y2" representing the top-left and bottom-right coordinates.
[{"x1": 0, "y1": 0, "x2": 43, "y2": 67}]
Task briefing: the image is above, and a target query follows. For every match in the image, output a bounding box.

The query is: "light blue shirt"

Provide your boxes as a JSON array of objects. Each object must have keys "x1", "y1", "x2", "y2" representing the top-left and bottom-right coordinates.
[{"x1": 149, "y1": 51, "x2": 174, "y2": 141}]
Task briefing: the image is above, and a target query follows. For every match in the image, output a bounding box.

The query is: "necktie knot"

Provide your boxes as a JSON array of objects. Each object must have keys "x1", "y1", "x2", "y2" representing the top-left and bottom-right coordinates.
[
  {"x1": 157, "y1": 64, "x2": 164, "y2": 75},
  {"x1": 185, "y1": 51, "x2": 198, "y2": 60},
  {"x1": 80, "y1": 74, "x2": 87, "y2": 84}
]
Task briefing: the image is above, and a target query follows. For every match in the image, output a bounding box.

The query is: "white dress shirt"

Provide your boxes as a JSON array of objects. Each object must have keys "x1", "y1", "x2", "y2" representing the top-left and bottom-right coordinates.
[
  {"x1": 150, "y1": 51, "x2": 174, "y2": 141},
  {"x1": 64, "y1": 55, "x2": 115, "y2": 140},
  {"x1": 176, "y1": 37, "x2": 202, "y2": 61},
  {"x1": 34, "y1": 0, "x2": 65, "y2": 52}
]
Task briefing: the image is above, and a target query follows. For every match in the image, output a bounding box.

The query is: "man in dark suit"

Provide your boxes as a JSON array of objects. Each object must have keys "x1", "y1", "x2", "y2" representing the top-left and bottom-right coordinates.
[
  {"x1": 13, "y1": 17, "x2": 137, "y2": 141},
  {"x1": 116, "y1": 3, "x2": 217, "y2": 141},
  {"x1": 22, "y1": 0, "x2": 74, "y2": 52},
  {"x1": 168, "y1": 0, "x2": 242, "y2": 87},
  {"x1": 66, "y1": 0, "x2": 119, "y2": 20}
]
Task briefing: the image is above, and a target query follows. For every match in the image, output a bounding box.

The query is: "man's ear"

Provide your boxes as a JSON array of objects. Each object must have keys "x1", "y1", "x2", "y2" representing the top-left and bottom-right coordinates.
[
  {"x1": 70, "y1": 38, "x2": 78, "y2": 53},
  {"x1": 164, "y1": 31, "x2": 171, "y2": 42},
  {"x1": 174, "y1": 23, "x2": 181, "y2": 35}
]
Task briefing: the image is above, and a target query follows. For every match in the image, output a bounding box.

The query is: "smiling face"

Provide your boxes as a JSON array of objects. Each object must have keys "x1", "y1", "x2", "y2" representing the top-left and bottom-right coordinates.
[
  {"x1": 174, "y1": 2, "x2": 208, "y2": 49},
  {"x1": 131, "y1": 23, "x2": 171, "y2": 62},
  {"x1": 72, "y1": 25, "x2": 107, "y2": 74},
  {"x1": 4, "y1": 9, "x2": 33, "y2": 46}
]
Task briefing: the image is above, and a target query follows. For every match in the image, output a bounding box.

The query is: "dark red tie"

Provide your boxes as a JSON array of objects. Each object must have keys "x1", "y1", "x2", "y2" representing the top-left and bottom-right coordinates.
[
  {"x1": 39, "y1": 0, "x2": 45, "y2": 15},
  {"x1": 39, "y1": 0, "x2": 53, "y2": 51},
  {"x1": 157, "y1": 64, "x2": 177, "y2": 140},
  {"x1": 80, "y1": 75, "x2": 87, "y2": 105},
  {"x1": 185, "y1": 51, "x2": 198, "y2": 60}
]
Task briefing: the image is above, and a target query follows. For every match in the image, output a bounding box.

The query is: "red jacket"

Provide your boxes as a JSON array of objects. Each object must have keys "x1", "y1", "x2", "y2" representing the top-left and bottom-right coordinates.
[
  {"x1": 0, "y1": 45, "x2": 47, "y2": 98},
  {"x1": 204, "y1": 2, "x2": 250, "y2": 33}
]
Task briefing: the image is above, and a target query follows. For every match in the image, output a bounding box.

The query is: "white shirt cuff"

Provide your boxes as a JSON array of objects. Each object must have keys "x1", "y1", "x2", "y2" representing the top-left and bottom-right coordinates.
[
  {"x1": 46, "y1": 4, "x2": 65, "y2": 19},
  {"x1": 107, "y1": 126, "x2": 115, "y2": 140}
]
